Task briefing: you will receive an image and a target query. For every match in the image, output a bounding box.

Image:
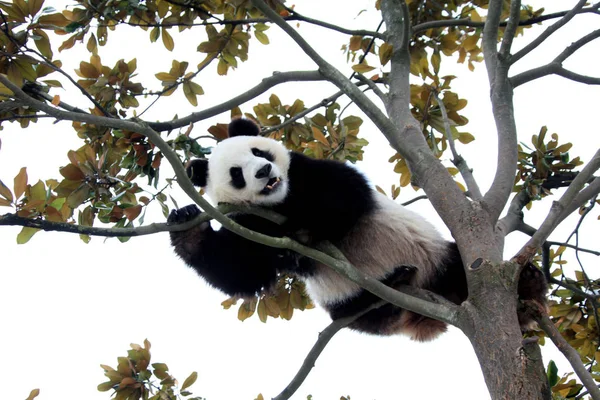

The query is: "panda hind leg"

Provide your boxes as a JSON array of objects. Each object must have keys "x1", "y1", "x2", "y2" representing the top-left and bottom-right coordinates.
[{"x1": 517, "y1": 263, "x2": 549, "y2": 331}]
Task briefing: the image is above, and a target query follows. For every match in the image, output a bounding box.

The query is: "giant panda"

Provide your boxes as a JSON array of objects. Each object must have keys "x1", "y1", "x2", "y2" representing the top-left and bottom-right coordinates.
[{"x1": 168, "y1": 118, "x2": 547, "y2": 341}]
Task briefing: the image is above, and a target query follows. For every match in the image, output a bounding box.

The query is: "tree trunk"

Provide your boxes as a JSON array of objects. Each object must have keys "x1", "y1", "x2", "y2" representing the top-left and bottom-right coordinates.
[{"x1": 463, "y1": 260, "x2": 550, "y2": 399}]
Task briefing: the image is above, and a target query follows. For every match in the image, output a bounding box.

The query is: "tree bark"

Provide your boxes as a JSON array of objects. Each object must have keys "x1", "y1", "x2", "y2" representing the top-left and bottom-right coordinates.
[{"x1": 462, "y1": 260, "x2": 551, "y2": 400}]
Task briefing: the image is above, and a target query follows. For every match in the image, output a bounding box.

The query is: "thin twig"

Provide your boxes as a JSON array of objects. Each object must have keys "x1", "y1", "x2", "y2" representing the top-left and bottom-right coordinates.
[
  {"x1": 511, "y1": 0, "x2": 588, "y2": 65},
  {"x1": 411, "y1": 6, "x2": 600, "y2": 34},
  {"x1": 273, "y1": 298, "x2": 387, "y2": 400},
  {"x1": 431, "y1": 91, "x2": 482, "y2": 200},
  {"x1": 515, "y1": 150, "x2": 600, "y2": 264},
  {"x1": 147, "y1": 70, "x2": 326, "y2": 132},
  {"x1": 536, "y1": 311, "x2": 600, "y2": 400}
]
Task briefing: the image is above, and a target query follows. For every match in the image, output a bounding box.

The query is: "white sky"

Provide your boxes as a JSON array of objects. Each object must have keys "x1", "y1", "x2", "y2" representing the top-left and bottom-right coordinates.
[{"x1": 1, "y1": 1, "x2": 599, "y2": 399}]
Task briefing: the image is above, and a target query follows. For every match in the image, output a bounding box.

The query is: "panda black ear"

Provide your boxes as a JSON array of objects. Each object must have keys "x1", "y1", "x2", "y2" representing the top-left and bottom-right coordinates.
[
  {"x1": 186, "y1": 159, "x2": 209, "y2": 187},
  {"x1": 228, "y1": 118, "x2": 260, "y2": 137}
]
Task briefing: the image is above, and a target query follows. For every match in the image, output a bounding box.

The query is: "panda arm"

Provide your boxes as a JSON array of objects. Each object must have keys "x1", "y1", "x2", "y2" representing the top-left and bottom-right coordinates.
[{"x1": 169, "y1": 205, "x2": 297, "y2": 297}]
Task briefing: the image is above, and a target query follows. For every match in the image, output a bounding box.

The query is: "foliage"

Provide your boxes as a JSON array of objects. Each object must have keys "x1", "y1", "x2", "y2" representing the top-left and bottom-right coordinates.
[
  {"x1": 1, "y1": 0, "x2": 599, "y2": 399},
  {"x1": 98, "y1": 340, "x2": 205, "y2": 400}
]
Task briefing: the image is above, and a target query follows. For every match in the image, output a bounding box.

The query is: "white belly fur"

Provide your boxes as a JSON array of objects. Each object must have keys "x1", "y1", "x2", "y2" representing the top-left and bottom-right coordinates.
[{"x1": 304, "y1": 193, "x2": 448, "y2": 306}]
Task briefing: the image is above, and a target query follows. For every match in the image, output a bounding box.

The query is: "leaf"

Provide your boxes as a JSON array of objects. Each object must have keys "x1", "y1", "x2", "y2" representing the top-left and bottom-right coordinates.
[
  {"x1": 25, "y1": 389, "x2": 40, "y2": 400},
  {"x1": 458, "y1": 132, "x2": 475, "y2": 144},
  {"x1": 379, "y1": 42, "x2": 393, "y2": 66},
  {"x1": 14, "y1": 167, "x2": 27, "y2": 200},
  {"x1": 547, "y1": 360, "x2": 559, "y2": 387},
  {"x1": 351, "y1": 64, "x2": 375, "y2": 73},
  {"x1": 181, "y1": 371, "x2": 198, "y2": 391},
  {"x1": 183, "y1": 82, "x2": 198, "y2": 106},
  {"x1": 311, "y1": 126, "x2": 329, "y2": 147},
  {"x1": 17, "y1": 227, "x2": 40, "y2": 244},
  {"x1": 255, "y1": 31, "x2": 269, "y2": 45},
  {"x1": 349, "y1": 35, "x2": 362, "y2": 51},
  {"x1": 51, "y1": 95, "x2": 60, "y2": 106},
  {"x1": 0, "y1": 179, "x2": 13, "y2": 202},
  {"x1": 123, "y1": 205, "x2": 142, "y2": 221},
  {"x1": 162, "y1": 28, "x2": 174, "y2": 51}
]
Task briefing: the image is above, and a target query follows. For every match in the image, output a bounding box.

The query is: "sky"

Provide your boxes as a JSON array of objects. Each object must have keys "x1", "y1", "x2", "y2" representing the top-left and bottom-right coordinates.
[{"x1": 1, "y1": 1, "x2": 599, "y2": 399}]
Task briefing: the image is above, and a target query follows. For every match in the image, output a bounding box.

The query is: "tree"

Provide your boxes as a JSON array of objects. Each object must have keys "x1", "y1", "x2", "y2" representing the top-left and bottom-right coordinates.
[{"x1": 0, "y1": 0, "x2": 599, "y2": 399}]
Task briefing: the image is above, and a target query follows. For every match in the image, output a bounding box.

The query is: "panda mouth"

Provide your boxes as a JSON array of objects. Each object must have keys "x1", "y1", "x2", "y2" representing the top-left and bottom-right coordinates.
[{"x1": 260, "y1": 177, "x2": 282, "y2": 194}]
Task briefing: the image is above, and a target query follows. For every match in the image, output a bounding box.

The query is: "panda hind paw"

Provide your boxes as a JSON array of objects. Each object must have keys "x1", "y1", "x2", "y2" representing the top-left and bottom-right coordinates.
[{"x1": 168, "y1": 204, "x2": 202, "y2": 225}]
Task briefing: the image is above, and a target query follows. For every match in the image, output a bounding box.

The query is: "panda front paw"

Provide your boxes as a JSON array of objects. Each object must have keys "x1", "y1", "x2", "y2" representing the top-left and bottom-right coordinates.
[{"x1": 168, "y1": 204, "x2": 202, "y2": 225}]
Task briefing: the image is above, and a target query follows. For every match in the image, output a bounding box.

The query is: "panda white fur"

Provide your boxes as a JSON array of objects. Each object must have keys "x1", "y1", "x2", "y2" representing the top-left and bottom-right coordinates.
[{"x1": 169, "y1": 118, "x2": 547, "y2": 341}]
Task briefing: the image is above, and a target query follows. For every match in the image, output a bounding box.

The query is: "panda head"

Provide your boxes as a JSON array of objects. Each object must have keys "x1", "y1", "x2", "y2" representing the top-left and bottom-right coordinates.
[{"x1": 186, "y1": 118, "x2": 290, "y2": 206}]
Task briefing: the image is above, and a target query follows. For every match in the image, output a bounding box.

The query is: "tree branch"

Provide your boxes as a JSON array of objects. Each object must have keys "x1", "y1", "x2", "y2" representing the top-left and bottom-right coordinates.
[
  {"x1": 273, "y1": 298, "x2": 388, "y2": 400},
  {"x1": 515, "y1": 150, "x2": 600, "y2": 264},
  {"x1": 511, "y1": 0, "x2": 588, "y2": 65},
  {"x1": 147, "y1": 70, "x2": 325, "y2": 132},
  {"x1": 536, "y1": 311, "x2": 600, "y2": 400},
  {"x1": 431, "y1": 91, "x2": 482, "y2": 200},
  {"x1": 511, "y1": 29, "x2": 600, "y2": 87},
  {"x1": 481, "y1": 0, "x2": 519, "y2": 224},
  {"x1": 499, "y1": 0, "x2": 522, "y2": 59},
  {"x1": 411, "y1": 5, "x2": 600, "y2": 34},
  {"x1": 0, "y1": 204, "x2": 286, "y2": 238}
]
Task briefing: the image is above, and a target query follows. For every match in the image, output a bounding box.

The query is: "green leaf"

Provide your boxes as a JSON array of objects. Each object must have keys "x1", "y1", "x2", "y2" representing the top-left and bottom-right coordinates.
[
  {"x1": 17, "y1": 227, "x2": 40, "y2": 244},
  {"x1": 547, "y1": 360, "x2": 559, "y2": 387},
  {"x1": 180, "y1": 371, "x2": 198, "y2": 391},
  {"x1": 255, "y1": 31, "x2": 269, "y2": 45}
]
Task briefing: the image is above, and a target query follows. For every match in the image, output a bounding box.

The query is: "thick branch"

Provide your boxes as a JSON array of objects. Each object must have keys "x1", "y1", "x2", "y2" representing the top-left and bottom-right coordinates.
[
  {"x1": 537, "y1": 311, "x2": 600, "y2": 400},
  {"x1": 515, "y1": 150, "x2": 600, "y2": 264},
  {"x1": 499, "y1": 0, "x2": 522, "y2": 58},
  {"x1": 147, "y1": 70, "x2": 325, "y2": 132},
  {"x1": 481, "y1": 0, "x2": 519, "y2": 224},
  {"x1": 511, "y1": 0, "x2": 588, "y2": 64},
  {"x1": 0, "y1": 73, "x2": 461, "y2": 332}
]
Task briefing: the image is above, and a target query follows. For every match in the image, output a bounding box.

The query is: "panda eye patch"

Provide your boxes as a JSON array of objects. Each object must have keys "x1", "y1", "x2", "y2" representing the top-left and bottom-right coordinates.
[
  {"x1": 229, "y1": 167, "x2": 246, "y2": 189},
  {"x1": 251, "y1": 148, "x2": 275, "y2": 162}
]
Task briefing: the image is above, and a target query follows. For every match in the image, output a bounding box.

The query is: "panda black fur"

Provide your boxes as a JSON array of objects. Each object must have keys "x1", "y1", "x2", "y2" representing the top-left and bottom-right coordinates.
[{"x1": 169, "y1": 118, "x2": 547, "y2": 341}]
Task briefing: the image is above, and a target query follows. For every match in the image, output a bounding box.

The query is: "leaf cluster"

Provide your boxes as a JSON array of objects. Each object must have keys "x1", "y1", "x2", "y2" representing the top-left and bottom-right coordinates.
[
  {"x1": 98, "y1": 339, "x2": 205, "y2": 400},
  {"x1": 222, "y1": 274, "x2": 314, "y2": 323}
]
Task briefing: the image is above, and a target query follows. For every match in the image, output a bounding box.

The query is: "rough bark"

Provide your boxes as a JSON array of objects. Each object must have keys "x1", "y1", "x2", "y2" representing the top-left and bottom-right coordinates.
[{"x1": 462, "y1": 260, "x2": 550, "y2": 400}]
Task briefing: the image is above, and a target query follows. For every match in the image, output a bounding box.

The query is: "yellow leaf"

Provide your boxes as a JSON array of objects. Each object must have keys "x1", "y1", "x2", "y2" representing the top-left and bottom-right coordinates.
[
  {"x1": 257, "y1": 298, "x2": 267, "y2": 322},
  {"x1": 352, "y1": 64, "x2": 376, "y2": 73},
  {"x1": 311, "y1": 126, "x2": 329, "y2": 147},
  {"x1": 463, "y1": 34, "x2": 480, "y2": 52},
  {"x1": 25, "y1": 389, "x2": 40, "y2": 400},
  {"x1": 51, "y1": 95, "x2": 60, "y2": 106},
  {"x1": 162, "y1": 28, "x2": 174, "y2": 51},
  {"x1": 458, "y1": 132, "x2": 475, "y2": 144},
  {"x1": 14, "y1": 167, "x2": 27, "y2": 200},
  {"x1": 379, "y1": 42, "x2": 393, "y2": 66},
  {"x1": 217, "y1": 59, "x2": 228, "y2": 76},
  {"x1": 181, "y1": 371, "x2": 198, "y2": 391},
  {"x1": 183, "y1": 82, "x2": 198, "y2": 107}
]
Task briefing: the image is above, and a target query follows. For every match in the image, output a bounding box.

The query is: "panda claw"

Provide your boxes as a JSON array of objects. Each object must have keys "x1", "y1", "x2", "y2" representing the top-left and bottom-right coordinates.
[{"x1": 168, "y1": 204, "x2": 201, "y2": 224}]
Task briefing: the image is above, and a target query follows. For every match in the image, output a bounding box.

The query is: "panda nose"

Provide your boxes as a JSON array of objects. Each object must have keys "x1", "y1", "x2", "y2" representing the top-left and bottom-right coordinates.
[{"x1": 255, "y1": 163, "x2": 272, "y2": 179}]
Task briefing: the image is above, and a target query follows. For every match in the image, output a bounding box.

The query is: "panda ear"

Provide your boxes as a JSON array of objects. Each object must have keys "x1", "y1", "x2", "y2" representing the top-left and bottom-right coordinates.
[
  {"x1": 186, "y1": 159, "x2": 209, "y2": 187},
  {"x1": 228, "y1": 118, "x2": 260, "y2": 137}
]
